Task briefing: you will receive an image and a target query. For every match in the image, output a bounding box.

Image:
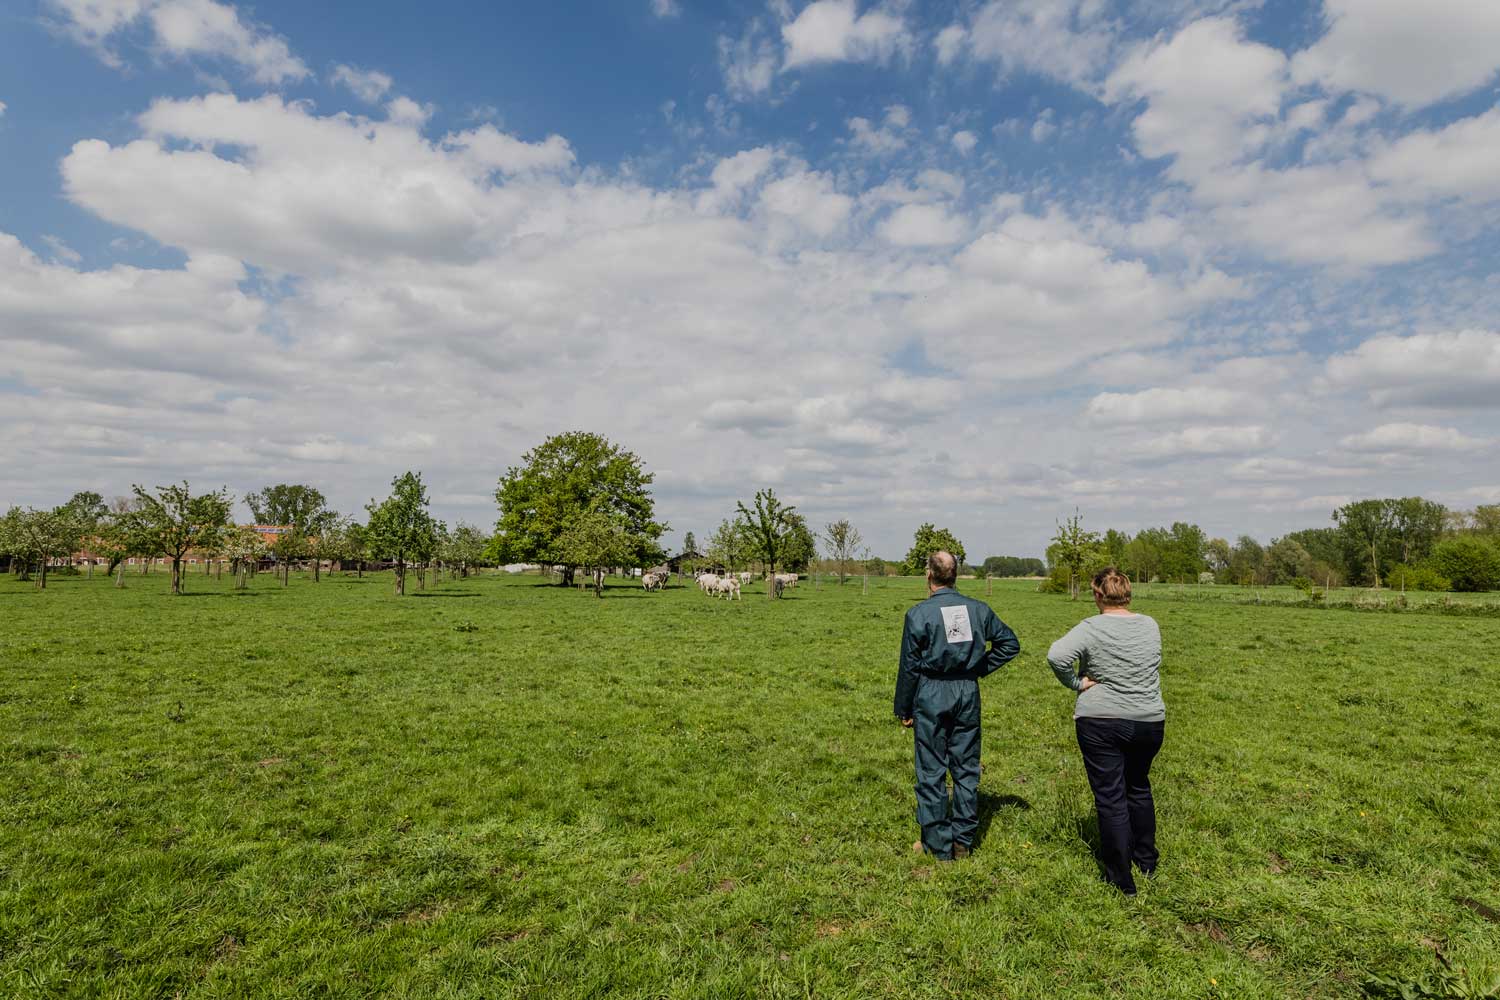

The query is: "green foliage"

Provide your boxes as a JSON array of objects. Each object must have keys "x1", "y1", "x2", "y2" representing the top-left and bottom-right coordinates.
[
  {"x1": 735, "y1": 488, "x2": 798, "y2": 583},
  {"x1": 494, "y1": 431, "x2": 666, "y2": 573},
  {"x1": 365, "y1": 471, "x2": 437, "y2": 596},
  {"x1": 1429, "y1": 536, "x2": 1500, "y2": 593},
  {"x1": 555, "y1": 509, "x2": 635, "y2": 596},
  {"x1": 1333, "y1": 498, "x2": 1397, "y2": 586},
  {"x1": 1386, "y1": 563, "x2": 1451, "y2": 592},
  {"x1": 1046, "y1": 511, "x2": 1101, "y2": 600},
  {"x1": 1265, "y1": 537, "x2": 1313, "y2": 585},
  {"x1": 779, "y1": 513, "x2": 817, "y2": 573},
  {"x1": 244, "y1": 484, "x2": 336, "y2": 534},
  {"x1": 982, "y1": 555, "x2": 1046, "y2": 578},
  {"x1": 123, "y1": 482, "x2": 234, "y2": 595},
  {"x1": 0, "y1": 504, "x2": 86, "y2": 588},
  {"x1": 903, "y1": 523, "x2": 966, "y2": 576}
]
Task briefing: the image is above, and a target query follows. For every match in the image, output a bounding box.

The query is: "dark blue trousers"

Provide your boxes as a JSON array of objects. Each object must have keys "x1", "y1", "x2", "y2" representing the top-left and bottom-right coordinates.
[
  {"x1": 912, "y1": 677, "x2": 981, "y2": 860},
  {"x1": 1076, "y1": 717, "x2": 1165, "y2": 894}
]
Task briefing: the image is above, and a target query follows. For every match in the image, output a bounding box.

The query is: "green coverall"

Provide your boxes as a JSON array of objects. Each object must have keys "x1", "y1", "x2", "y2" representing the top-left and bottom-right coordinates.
[{"x1": 895, "y1": 587, "x2": 1021, "y2": 859}]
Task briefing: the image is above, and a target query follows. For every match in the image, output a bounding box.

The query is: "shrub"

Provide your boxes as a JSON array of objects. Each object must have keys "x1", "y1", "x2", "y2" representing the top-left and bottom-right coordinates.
[
  {"x1": 1430, "y1": 536, "x2": 1500, "y2": 593},
  {"x1": 1037, "y1": 566, "x2": 1070, "y2": 594},
  {"x1": 1386, "y1": 563, "x2": 1451, "y2": 592}
]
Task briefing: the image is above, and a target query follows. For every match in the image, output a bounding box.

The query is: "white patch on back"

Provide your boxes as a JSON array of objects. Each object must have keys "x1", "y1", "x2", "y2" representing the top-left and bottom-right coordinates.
[{"x1": 941, "y1": 605, "x2": 973, "y2": 644}]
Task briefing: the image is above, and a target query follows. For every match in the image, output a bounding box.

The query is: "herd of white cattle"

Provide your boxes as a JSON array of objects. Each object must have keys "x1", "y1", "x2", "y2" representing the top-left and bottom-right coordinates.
[{"x1": 637, "y1": 569, "x2": 802, "y2": 599}]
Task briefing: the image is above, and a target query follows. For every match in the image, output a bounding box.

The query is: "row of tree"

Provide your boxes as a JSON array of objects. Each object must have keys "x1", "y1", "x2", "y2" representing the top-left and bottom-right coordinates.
[
  {"x1": 1, "y1": 474, "x2": 495, "y2": 596},
  {"x1": 1043, "y1": 498, "x2": 1500, "y2": 598}
]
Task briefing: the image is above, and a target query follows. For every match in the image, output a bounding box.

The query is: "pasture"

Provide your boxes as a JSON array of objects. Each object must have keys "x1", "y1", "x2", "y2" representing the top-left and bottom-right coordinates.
[{"x1": 2, "y1": 571, "x2": 1498, "y2": 998}]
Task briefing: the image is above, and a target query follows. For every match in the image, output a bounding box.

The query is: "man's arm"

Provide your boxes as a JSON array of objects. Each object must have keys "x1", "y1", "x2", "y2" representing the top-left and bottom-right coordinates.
[
  {"x1": 980, "y1": 608, "x2": 1021, "y2": 676},
  {"x1": 894, "y1": 613, "x2": 921, "y2": 721}
]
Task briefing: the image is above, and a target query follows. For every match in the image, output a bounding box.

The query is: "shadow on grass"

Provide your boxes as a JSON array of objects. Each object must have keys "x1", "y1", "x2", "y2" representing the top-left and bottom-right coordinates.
[
  {"x1": 411, "y1": 591, "x2": 481, "y2": 598},
  {"x1": 974, "y1": 791, "x2": 1031, "y2": 849},
  {"x1": 1073, "y1": 814, "x2": 1106, "y2": 879}
]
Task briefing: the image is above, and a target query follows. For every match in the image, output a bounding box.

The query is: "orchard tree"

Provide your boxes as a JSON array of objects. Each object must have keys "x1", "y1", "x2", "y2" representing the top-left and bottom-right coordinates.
[
  {"x1": 309, "y1": 517, "x2": 352, "y2": 581},
  {"x1": 443, "y1": 522, "x2": 491, "y2": 578},
  {"x1": 366, "y1": 471, "x2": 437, "y2": 596},
  {"x1": 494, "y1": 432, "x2": 667, "y2": 587},
  {"x1": 270, "y1": 529, "x2": 308, "y2": 586},
  {"x1": 556, "y1": 509, "x2": 635, "y2": 597},
  {"x1": 62, "y1": 491, "x2": 108, "y2": 577},
  {"x1": 1048, "y1": 510, "x2": 1100, "y2": 600},
  {"x1": 780, "y1": 513, "x2": 817, "y2": 573},
  {"x1": 735, "y1": 489, "x2": 797, "y2": 596},
  {"x1": 706, "y1": 519, "x2": 748, "y2": 574},
  {"x1": 221, "y1": 524, "x2": 268, "y2": 589},
  {"x1": 904, "y1": 523, "x2": 967, "y2": 576},
  {"x1": 1, "y1": 506, "x2": 83, "y2": 589},
  {"x1": 126, "y1": 482, "x2": 234, "y2": 595},
  {"x1": 823, "y1": 519, "x2": 863, "y2": 584}
]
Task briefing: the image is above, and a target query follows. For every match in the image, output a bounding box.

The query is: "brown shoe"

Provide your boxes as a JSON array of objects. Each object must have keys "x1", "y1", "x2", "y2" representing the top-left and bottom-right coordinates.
[{"x1": 953, "y1": 845, "x2": 971, "y2": 860}]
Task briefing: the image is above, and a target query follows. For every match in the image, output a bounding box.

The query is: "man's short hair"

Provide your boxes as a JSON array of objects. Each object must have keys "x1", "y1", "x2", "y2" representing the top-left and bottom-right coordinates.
[
  {"x1": 1092, "y1": 566, "x2": 1132, "y2": 607},
  {"x1": 927, "y1": 551, "x2": 958, "y2": 587}
]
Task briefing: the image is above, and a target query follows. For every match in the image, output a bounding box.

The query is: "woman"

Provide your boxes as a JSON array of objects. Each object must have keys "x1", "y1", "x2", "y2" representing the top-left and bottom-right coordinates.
[{"x1": 1047, "y1": 567, "x2": 1165, "y2": 896}]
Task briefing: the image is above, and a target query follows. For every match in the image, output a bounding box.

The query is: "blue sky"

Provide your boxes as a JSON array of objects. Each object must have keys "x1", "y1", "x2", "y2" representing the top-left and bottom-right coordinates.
[{"x1": 3, "y1": 0, "x2": 1500, "y2": 558}]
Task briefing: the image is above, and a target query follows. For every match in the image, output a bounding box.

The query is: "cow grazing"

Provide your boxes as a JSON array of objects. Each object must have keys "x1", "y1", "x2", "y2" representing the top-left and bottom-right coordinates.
[{"x1": 713, "y1": 576, "x2": 741, "y2": 600}]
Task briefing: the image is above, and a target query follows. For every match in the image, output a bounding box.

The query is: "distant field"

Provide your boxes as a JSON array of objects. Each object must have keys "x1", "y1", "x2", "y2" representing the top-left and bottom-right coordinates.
[{"x1": 3, "y1": 571, "x2": 1498, "y2": 998}]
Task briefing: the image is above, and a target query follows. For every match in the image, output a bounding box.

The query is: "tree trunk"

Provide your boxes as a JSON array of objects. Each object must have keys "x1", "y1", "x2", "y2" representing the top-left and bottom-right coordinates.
[
  {"x1": 171, "y1": 557, "x2": 183, "y2": 596},
  {"x1": 1370, "y1": 544, "x2": 1380, "y2": 588},
  {"x1": 87, "y1": 560, "x2": 93, "y2": 579},
  {"x1": 115, "y1": 563, "x2": 125, "y2": 588},
  {"x1": 561, "y1": 566, "x2": 575, "y2": 588},
  {"x1": 37, "y1": 560, "x2": 47, "y2": 590},
  {"x1": 594, "y1": 568, "x2": 604, "y2": 598},
  {"x1": 216, "y1": 560, "x2": 221, "y2": 581},
  {"x1": 314, "y1": 559, "x2": 321, "y2": 583},
  {"x1": 395, "y1": 560, "x2": 406, "y2": 596}
]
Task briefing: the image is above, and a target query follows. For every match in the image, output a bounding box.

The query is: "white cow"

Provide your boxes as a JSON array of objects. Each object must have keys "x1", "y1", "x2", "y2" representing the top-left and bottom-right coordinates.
[
  {"x1": 713, "y1": 576, "x2": 741, "y2": 600},
  {"x1": 642, "y1": 572, "x2": 665, "y2": 592},
  {"x1": 696, "y1": 572, "x2": 719, "y2": 593},
  {"x1": 774, "y1": 572, "x2": 799, "y2": 588},
  {"x1": 738, "y1": 571, "x2": 752, "y2": 583}
]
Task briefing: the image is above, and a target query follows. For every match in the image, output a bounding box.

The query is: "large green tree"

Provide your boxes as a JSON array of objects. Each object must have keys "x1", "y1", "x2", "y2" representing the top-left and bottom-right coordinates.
[
  {"x1": 494, "y1": 432, "x2": 666, "y2": 587},
  {"x1": 1333, "y1": 499, "x2": 1396, "y2": 586},
  {"x1": 903, "y1": 523, "x2": 966, "y2": 576},
  {"x1": 244, "y1": 484, "x2": 337, "y2": 534},
  {"x1": 366, "y1": 471, "x2": 438, "y2": 596},
  {"x1": 1388, "y1": 497, "x2": 1446, "y2": 567},
  {"x1": 779, "y1": 513, "x2": 817, "y2": 573},
  {"x1": 125, "y1": 482, "x2": 234, "y2": 595},
  {"x1": 706, "y1": 519, "x2": 748, "y2": 574}
]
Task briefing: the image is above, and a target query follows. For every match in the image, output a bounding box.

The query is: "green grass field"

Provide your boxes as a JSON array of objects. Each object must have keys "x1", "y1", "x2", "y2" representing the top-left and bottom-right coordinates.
[{"x1": 4, "y1": 570, "x2": 1498, "y2": 998}]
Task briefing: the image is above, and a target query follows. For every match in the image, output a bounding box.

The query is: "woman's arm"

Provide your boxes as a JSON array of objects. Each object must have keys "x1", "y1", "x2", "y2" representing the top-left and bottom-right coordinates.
[{"x1": 1046, "y1": 622, "x2": 1090, "y2": 691}]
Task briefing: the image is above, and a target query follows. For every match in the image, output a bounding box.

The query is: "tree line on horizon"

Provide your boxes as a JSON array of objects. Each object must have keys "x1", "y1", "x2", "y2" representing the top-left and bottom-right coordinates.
[{"x1": 7, "y1": 431, "x2": 1498, "y2": 598}]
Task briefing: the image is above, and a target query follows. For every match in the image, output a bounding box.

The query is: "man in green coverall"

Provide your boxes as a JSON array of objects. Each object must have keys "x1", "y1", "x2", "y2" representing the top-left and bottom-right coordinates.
[{"x1": 895, "y1": 551, "x2": 1021, "y2": 860}]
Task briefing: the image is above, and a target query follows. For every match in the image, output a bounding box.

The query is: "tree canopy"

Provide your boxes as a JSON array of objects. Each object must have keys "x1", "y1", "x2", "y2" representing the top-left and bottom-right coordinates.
[
  {"x1": 366, "y1": 471, "x2": 437, "y2": 596},
  {"x1": 735, "y1": 488, "x2": 798, "y2": 586},
  {"x1": 494, "y1": 432, "x2": 666, "y2": 585},
  {"x1": 125, "y1": 482, "x2": 234, "y2": 595},
  {"x1": 244, "y1": 484, "x2": 337, "y2": 534},
  {"x1": 903, "y1": 523, "x2": 966, "y2": 576}
]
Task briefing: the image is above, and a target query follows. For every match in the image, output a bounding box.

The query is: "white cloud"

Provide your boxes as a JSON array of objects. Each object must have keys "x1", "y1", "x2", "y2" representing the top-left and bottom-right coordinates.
[
  {"x1": 1030, "y1": 109, "x2": 1056, "y2": 143},
  {"x1": 0, "y1": 101, "x2": 7, "y2": 117},
  {"x1": 1291, "y1": 0, "x2": 1500, "y2": 108},
  {"x1": 1105, "y1": 17, "x2": 1286, "y2": 177},
  {"x1": 934, "y1": 24, "x2": 967, "y2": 65},
  {"x1": 847, "y1": 106, "x2": 910, "y2": 154},
  {"x1": 1137, "y1": 425, "x2": 1274, "y2": 460},
  {"x1": 1326, "y1": 330, "x2": 1500, "y2": 408},
  {"x1": 950, "y1": 130, "x2": 977, "y2": 155},
  {"x1": 781, "y1": 0, "x2": 908, "y2": 70},
  {"x1": 1369, "y1": 107, "x2": 1500, "y2": 203},
  {"x1": 964, "y1": 0, "x2": 1117, "y2": 89},
  {"x1": 1340, "y1": 423, "x2": 1488, "y2": 454},
  {"x1": 1085, "y1": 386, "x2": 1260, "y2": 425},
  {"x1": 331, "y1": 65, "x2": 392, "y2": 103},
  {"x1": 651, "y1": 0, "x2": 681, "y2": 17},
  {"x1": 449, "y1": 124, "x2": 575, "y2": 175},
  {"x1": 47, "y1": 0, "x2": 309, "y2": 83},
  {"x1": 879, "y1": 204, "x2": 965, "y2": 247},
  {"x1": 759, "y1": 171, "x2": 852, "y2": 236},
  {"x1": 719, "y1": 22, "x2": 778, "y2": 99}
]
